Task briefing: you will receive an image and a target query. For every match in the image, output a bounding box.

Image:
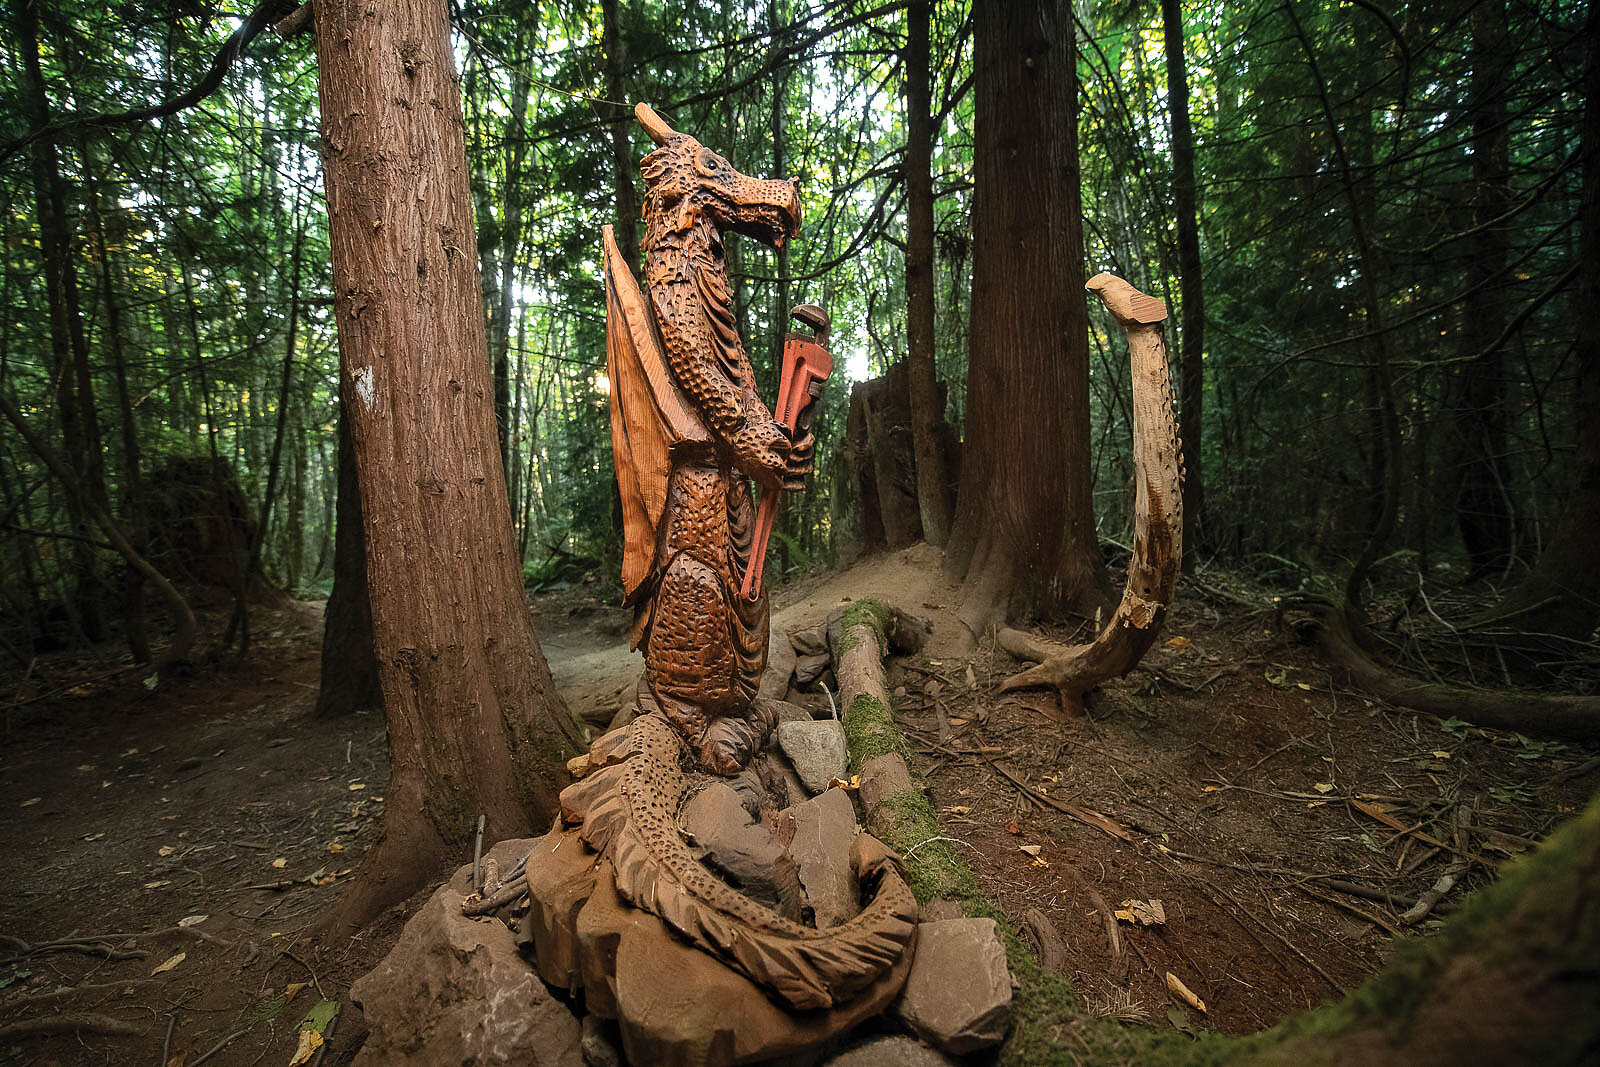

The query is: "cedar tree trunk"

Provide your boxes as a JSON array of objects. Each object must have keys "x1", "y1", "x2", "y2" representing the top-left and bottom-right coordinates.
[
  {"x1": 946, "y1": 0, "x2": 1107, "y2": 640},
  {"x1": 1162, "y1": 0, "x2": 1205, "y2": 571},
  {"x1": 312, "y1": 0, "x2": 582, "y2": 929},
  {"x1": 905, "y1": 0, "x2": 955, "y2": 546}
]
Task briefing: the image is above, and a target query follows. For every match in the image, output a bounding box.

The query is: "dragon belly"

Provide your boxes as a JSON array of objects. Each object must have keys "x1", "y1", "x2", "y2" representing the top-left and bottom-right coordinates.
[{"x1": 638, "y1": 461, "x2": 771, "y2": 773}]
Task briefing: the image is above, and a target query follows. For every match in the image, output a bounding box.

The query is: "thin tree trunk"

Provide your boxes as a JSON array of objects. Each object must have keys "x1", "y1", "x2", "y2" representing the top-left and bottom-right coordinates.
[
  {"x1": 601, "y1": 0, "x2": 639, "y2": 273},
  {"x1": 226, "y1": 216, "x2": 307, "y2": 657},
  {"x1": 904, "y1": 0, "x2": 954, "y2": 547},
  {"x1": 1161, "y1": 0, "x2": 1205, "y2": 571},
  {"x1": 1453, "y1": 0, "x2": 1519, "y2": 575},
  {"x1": 312, "y1": 0, "x2": 583, "y2": 930},
  {"x1": 315, "y1": 406, "x2": 383, "y2": 719},
  {"x1": 14, "y1": 0, "x2": 107, "y2": 641},
  {"x1": 947, "y1": 0, "x2": 1106, "y2": 641}
]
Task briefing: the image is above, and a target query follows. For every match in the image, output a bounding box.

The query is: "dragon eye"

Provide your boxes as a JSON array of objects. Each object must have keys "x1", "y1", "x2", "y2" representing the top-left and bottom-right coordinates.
[{"x1": 696, "y1": 150, "x2": 723, "y2": 176}]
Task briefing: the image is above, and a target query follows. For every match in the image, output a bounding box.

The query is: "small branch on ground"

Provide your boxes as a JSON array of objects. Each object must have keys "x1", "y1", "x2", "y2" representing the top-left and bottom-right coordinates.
[{"x1": 0, "y1": 1013, "x2": 141, "y2": 1040}]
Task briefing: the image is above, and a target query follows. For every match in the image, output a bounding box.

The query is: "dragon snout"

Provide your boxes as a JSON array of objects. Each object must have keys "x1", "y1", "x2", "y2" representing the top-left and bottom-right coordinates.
[{"x1": 724, "y1": 175, "x2": 802, "y2": 246}]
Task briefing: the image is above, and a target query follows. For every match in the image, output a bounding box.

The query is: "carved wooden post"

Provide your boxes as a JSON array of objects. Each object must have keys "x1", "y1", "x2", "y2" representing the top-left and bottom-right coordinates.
[{"x1": 997, "y1": 273, "x2": 1184, "y2": 716}]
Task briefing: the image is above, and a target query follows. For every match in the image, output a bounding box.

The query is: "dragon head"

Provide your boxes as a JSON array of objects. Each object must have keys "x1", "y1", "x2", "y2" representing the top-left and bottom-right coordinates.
[{"x1": 635, "y1": 103, "x2": 801, "y2": 249}]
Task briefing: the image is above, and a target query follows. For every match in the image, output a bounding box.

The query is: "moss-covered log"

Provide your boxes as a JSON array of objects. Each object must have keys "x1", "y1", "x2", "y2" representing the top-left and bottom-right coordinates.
[{"x1": 834, "y1": 596, "x2": 1600, "y2": 1066}]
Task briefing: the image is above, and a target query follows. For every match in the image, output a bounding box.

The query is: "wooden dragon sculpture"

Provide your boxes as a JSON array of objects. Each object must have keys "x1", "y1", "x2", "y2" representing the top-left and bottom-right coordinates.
[
  {"x1": 604, "y1": 102, "x2": 814, "y2": 777},
  {"x1": 565, "y1": 103, "x2": 918, "y2": 1013}
]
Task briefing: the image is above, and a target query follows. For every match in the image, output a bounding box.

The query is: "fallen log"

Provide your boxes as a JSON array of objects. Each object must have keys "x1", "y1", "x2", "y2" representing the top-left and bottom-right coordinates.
[{"x1": 997, "y1": 274, "x2": 1183, "y2": 716}]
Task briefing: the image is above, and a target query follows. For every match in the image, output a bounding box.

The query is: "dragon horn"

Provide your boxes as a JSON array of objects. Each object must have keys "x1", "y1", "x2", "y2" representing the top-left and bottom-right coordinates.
[{"x1": 635, "y1": 103, "x2": 678, "y2": 145}]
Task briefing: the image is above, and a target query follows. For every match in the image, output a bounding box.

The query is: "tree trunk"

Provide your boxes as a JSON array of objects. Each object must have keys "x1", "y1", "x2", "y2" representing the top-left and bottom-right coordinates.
[
  {"x1": 946, "y1": 0, "x2": 1106, "y2": 640},
  {"x1": 601, "y1": 0, "x2": 639, "y2": 273},
  {"x1": 1161, "y1": 0, "x2": 1205, "y2": 572},
  {"x1": 311, "y1": 0, "x2": 582, "y2": 930},
  {"x1": 1490, "y1": 0, "x2": 1600, "y2": 642},
  {"x1": 315, "y1": 408, "x2": 383, "y2": 719},
  {"x1": 14, "y1": 0, "x2": 108, "y2": 642},
  {"x1": 1453, "y1": 0, "x2": 1519, "y2": 576},
  {"x1": 904, "y1": 0, "x2": 954, "y2": 546}
]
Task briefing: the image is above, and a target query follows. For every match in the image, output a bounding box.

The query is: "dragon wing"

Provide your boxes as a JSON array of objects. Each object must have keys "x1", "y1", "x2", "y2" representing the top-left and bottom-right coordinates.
[{"x1": 603, "y1": 225, "x2": 709, "y2": 601}]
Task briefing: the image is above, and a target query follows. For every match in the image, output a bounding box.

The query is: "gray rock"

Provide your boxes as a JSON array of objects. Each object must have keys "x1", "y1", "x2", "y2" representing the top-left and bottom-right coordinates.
[
  {"x1": 580, "y1": 1014, "x2": 622, "y2": 1067},
  {"x1": 680, "y1": 783, "x2": 802, "y2": 919},
  {"x1": 784, "y1": 787, "x2": 860, "y2": 928},
  {"x1": 825, "y1": 1035, "x2": 958, "y2": 1067},
  {"x1": 794, "y1": 651, "x2": 832, "y2": 688},
  {"x1": 890, "y1": 918, "x2": 1013, "y2": 1055},
  {"x1": 351, "y1": 858, "x2": 581, "y2": 1066},
  {"x1": 776, "y1": 719, "x2": 849, "y2": 795},
  {"x1": 762, "y1": 627, "x2": 798, "y2": 700},
  {"x1": 768, "y1": 698, "x2": 815, "y2": 725},
  {"x1": 606, "y1": 703, "x2": 638, "y2": 733},
  {"x1": 789, "y1": 625, "x2": 828, "y2": 658}
]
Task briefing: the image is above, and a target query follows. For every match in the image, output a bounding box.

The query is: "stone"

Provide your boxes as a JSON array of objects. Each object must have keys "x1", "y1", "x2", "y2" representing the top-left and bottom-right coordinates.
[
  {"x1": 890, "y1": 918, "x2": 1013, "y2": 1054},
  {"x1": 789, "y1": 625, "x2": 828, "y2": 658},
  {"x1": 680, "y1": 783, "x2": 802, "y2": 919},
  {"x1": 824, "y1": 1035, "x2": 958, "y2": 1067},
  {"x1": 572, "y1": 861, "x2": 915, "y2": 1067},
  {"x1": 518, "y1": 829, "x2": 600, "y2": 993},
  {"x1": 762, "y1": 627, "x2": 799, "y2": 700},
  {"x1": 777, "y1": 719, "x2": 849, "y2": 795},
  {"x1": 351, "y1": 856, "x2": 581, "y2": 1066},
  {"x1": 794, "y1": 651, "x2": 832, "y2": 688},
  {"x1": 920, "y1": 897, "x2": 964, "y2": 923},
  {"x1": 581, "y1": 1015, "x2": 623, "y2": 1067},
  {"x1": 857, "y1": 753, "x2": 916, "y2": 817},
  {"x1": 768, "y1": 698, "x2": 815, "y2": 725},
  {"x1": 784, "y1": 787, "x2": 860, "y2": 928},
  {"x1": 607, "y1": 703, "x2": 638, "y2": 732}
]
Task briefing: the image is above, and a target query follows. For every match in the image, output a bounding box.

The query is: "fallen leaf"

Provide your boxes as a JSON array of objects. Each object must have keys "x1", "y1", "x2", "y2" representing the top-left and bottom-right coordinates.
[
  {"x1": 1201, "y1": 785, "x2": 1224, "y2": 793},
  {"x1": 1430, "y1": 750, "x2": 1451, "y2": 759},
  {"x1": 1313, "y1": 782, "x2": 1335, "y2": 794},
  {"x1": 1166, "y1": 971, "x2": 1206, "y2": 1013},
  {"x1": 1296, "y1": 682, "x2": 1313, "y2": 691},
  {"x1": 288, "y1": 999, "x2": 340, "y2": 1067},
  {"x1": 178, "y1": 915, "x2": 208, "y2": 928},
  {"x1": 327, "y1": 841, "x2": 345, "y2": 854},
  {"x1": 272, "y1": 857, "x2": 288, "y2": 869},
  {"x1": 825, "y1": 775, "x2": 860, "y2": 791},
  {"x1": 1115, "y1": 899, "x2": 1167, "y2": 926},
  {"x1": 348, "y1": 782, "x2": 366, "y2": 791},
  {"x1": 1005, "y1": 819, "x2": 1022, "y2": 836},
  {"x1": 20, "y1": 797, "x2": 41, "y2": 808},
  {"x1": 158, "y1": 845, "x2": 175, "y2": 857},
  {"x1": 1018, "y1": 844, "x2": 1042, "y2": 857},
  {"x1": 964, "y1": 665, "x2": 977, "y2": 689},
  {"x1": 941, "y1": 805, "x2": 972, "y2": 815},
  {"x1": 144, "y1": 880, "x2": 171, "y2": 889},
  {"x1": 1165, "y1": 635, "x2": 1192, "y2": 649},
  {"x1": 151, "y1": 952, "x2": 186, "y2": 975},
  {"x1": 83, "y1": 832, "x2": 105, "y2": 841},
  {"x1": 284, "y1": 981, "x2": 308, "y2": 999}
]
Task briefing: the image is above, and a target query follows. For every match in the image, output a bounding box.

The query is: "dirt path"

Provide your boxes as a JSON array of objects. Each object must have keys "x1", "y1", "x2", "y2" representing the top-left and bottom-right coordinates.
[{"x1": 1, "y1": 549, "x2": 1594, "y2": 1063}]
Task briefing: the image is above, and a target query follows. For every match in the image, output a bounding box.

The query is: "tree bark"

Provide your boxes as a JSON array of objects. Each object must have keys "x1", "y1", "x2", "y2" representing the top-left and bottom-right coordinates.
[
  {"x1": 601, "y1": 0, "x2": 639, "y2": 273},
  {"x1": 14, "y1": 0, "x2": 108, "y2": 641},
  {"x1": 1453, "y1": 0, "x2": 1519, "y2": 576},
  {"x1": 904, "y1": 0, "x2": 954, "y2": 546},
  {"x1": 947, "y1": 0, "x2": 1106, "y2": 640},
  {"x1": 1161, "y1": 0, "x2": 1205, "y2": 572},
  {"x1": 315, "y1": 407, "x2": 383, "y2": 719},
  {"x1": 311, "y1": 0, "x2": 582, "y2": 930}
]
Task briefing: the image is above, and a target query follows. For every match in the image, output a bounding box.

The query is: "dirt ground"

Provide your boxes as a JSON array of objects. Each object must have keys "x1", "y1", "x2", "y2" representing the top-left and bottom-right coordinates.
[{"x1": 2, "y1": 546, "x2": 1596, "y2": 1064}]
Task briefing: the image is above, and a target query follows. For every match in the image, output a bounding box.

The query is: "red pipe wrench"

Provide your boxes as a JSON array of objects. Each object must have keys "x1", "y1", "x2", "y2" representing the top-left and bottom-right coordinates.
[{"x1": 741, "y1": 304, "x2": 832, "y2": 601}]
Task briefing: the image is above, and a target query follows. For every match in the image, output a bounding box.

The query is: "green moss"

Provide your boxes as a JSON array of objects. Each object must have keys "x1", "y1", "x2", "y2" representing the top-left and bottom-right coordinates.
[
  {"x1": 836, "y1": 598, "x2": 892, "y2": 657},
  {"x1": 843, "y1": 693, "x2": 909, "y2": 770}
]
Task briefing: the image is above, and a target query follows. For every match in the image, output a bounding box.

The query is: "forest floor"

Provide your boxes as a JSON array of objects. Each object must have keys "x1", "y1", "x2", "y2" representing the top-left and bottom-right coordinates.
[{"x1": 2, "y1": 545, "x2": 1597, "y2": 1065}]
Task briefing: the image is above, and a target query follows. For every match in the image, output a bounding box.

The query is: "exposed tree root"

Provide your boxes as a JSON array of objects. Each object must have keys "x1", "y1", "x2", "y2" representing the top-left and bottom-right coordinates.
[
  {"x1": 995, "y1": 274, "x2": 1183, "y2": 716},
  {"x1": 0, "y1": 1013, "x2": 141, "y2": 1040},
  {"x1": 1313, "y1": 603, "x2": 1600, "y2": 743}
]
